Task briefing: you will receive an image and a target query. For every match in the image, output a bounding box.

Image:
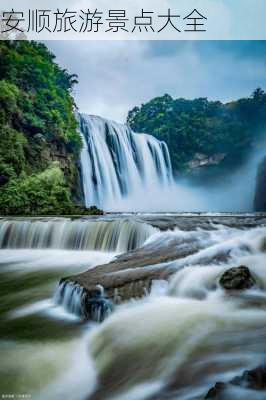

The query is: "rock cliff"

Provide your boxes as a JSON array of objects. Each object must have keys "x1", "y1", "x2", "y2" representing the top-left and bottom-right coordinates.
[{"x1": 254, "y1": 156, "x2": 266, "y2": 211}]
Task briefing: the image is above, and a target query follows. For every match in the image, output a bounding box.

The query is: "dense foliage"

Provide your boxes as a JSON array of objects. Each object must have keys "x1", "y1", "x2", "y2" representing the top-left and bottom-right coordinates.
[
  {"x1": 0, "y1": 163, "x2": 103, "y2": 215},
  {"x1": 128, "y1": 90, "x2": 266, "y2": 171},
  {"x1": 0, "y1": 41, "x2": 96, "y2": 215}
]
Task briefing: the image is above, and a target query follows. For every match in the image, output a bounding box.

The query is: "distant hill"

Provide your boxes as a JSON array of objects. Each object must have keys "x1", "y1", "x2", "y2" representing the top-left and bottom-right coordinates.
[{"x1": 127, "y1": 90, "x2": 266, "y2": 173}]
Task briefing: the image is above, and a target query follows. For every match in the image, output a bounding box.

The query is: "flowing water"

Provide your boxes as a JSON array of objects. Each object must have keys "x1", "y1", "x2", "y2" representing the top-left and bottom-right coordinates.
[
  {"x1": 1, "y1": 107, "x2": 265, "y2": 400},
  {"x1": 87, "y1": 223, "x2": 266, "y2": 400},
  {"x1": 1, "y1": 215, "x2": 266, "y2": 399},
  {"x1": 0, "y1": 217, "x2": 155, "y2": 252},
  {"x1": 79, "y1": 114, "x2": 173, "y2": 210},
  {"x1": 0, "y1": 216, "x2": 154, "y2": 399},
  {"x1": 79, "y1": 114, "x2": 265, "y2": 213}
]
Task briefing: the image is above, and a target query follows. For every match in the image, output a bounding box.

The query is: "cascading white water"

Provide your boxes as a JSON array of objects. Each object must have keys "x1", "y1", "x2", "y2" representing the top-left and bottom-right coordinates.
[
  {"x1": 79, "y1": 114, "x2": 173, "y2": 209},
  {"x1": 0, "y1": 218, "x2": 156, "y2": 252},
  {"x1": 54, "y1": 281, "x2": 113, "y2": 322},
  {"x1": 54, "y1": 281, "x2": 85, "y2": 318},
  {"x1": 2, "y1": 215, "x2": 266, "y2": 400},
  {"x1": 86, "y1": 226, "x2": 266, "y2": 400}
]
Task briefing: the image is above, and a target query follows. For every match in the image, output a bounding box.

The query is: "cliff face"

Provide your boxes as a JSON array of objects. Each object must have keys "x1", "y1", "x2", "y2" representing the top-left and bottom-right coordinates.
[
  {"x1": 187, "y1": 152, "x2": 226, "y2": 170},
  {"x1": 254, "y1": 156, "x2": 266, "y2": 211},
  {"x1": 0, "y1": 41, "x2": 85, "y2": 215},
  {"x1": 38, "y1": 139, "x2": 84, "y2": 203}
]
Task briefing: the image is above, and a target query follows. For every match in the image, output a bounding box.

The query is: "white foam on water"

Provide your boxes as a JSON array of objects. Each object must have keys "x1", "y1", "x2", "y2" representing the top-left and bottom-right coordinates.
[
  {"x1": 0, "y1": 249, "x2": 116, "y2": 274},
  {"x1": 7, "y1": 299, "x2": 81, "y2": 322},
  {"x1": 1, "y1": 218, "x2": 266, "y2": 400},
  {"x1": 86, "y1": 225, "x2": 266, "y2": 400},
  {"x1": 0, "y1": 218, "x2": 155, "y2": 252}
]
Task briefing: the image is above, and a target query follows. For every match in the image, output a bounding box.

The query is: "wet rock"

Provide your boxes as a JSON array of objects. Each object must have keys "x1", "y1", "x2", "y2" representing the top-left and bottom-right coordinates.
[
  {"x1": 141, "y1": 214, "x2": 266, "y2": 232},
  {"x1": 254, "y1": 156, "x2": 266, "y2": 212},
  {"x1": 219, "y1": 265, "x2": 256, "y2": 291},
  {"x1": 85, "y1": 284, "x2": 114, "y2": 322},
  {"x1": 205, "y1": 382, "x2": 227, "y2": 399},
  {"x1": 59, "y1": 215, "x2": 266, "y2": 311},
  {"x1": 205, "y1": 365, "x2": 266, "y2": 399},
  {"x1": 66, "y1": 239, "x2": 199, "y2": 305},
  {"x1": 231, "y1": 366, "x2": 266, "y2": 389},
  {"x1": 55, "y1": 281, "x2": 113, "y2": 322},
  {"x1": 187, "y1": 152, "x2": 226, "y2": 170}
]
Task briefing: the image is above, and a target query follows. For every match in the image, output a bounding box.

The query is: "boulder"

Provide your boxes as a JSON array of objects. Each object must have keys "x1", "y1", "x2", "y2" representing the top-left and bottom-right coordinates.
[
  {"x1": 219, "y1": 265, "x2": 256, "y2": 290},
  {"x1": 205, "y1": 366, "x2": 266, "y2": 399},
  {"x1": 205, "y1": 382, "x2": 227, "y2": 399},
  {"x1": 85, "y1": 284, "x2": 114, "y2": 322}
]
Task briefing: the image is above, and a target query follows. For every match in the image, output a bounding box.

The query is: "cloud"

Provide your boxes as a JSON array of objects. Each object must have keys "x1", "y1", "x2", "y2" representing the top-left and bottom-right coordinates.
[{"x1": 45, "y1": 40, "x2": 266, "y2": 122}]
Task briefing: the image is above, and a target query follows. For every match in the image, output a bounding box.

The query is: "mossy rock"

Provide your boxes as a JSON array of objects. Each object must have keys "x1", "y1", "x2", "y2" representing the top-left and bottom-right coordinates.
[{"x1": 219, "y1": 265, "x2": 256, "y2": 291}]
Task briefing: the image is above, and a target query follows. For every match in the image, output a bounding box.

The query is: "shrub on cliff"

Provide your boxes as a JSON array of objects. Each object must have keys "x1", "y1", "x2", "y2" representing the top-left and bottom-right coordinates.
[
  {"x1": 0, "y1": 162, "x2": 103, "y2": 216},
  {"x1": 0, "y1": 41, "x2": 84, "y2": 215},
  {"x1": 0, "y1": 163, "x2": 71, "y2": 215},
  {"x1": 0, "y1": 41, "x2": 81, "y2": 155}
]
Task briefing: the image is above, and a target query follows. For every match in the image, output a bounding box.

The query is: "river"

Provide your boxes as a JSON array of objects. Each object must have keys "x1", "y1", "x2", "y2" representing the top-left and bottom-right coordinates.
[{"x1": 1, "y1": 214, "x2": 266, "y2": 400}]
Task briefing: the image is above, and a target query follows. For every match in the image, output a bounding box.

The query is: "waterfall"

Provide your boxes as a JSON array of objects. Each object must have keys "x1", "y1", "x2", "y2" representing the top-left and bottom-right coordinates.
[
  {"x1": 79, "y1": 114, "x2": 173, "y2": 209},
  {"x1": 86, "y1": 225, "x2": 266, "y2": 400},
  {"x1": 0, "y1": 218, "x2": 156, "y2": 252}
]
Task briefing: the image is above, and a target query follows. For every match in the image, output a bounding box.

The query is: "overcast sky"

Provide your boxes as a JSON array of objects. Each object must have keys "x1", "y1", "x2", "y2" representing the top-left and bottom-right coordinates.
[{"x1": 46, "y1": 41, "x2": 266, "y2": 123}]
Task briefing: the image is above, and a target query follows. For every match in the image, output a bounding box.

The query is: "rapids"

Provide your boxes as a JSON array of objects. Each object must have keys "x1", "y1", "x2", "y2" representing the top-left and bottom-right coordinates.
[
  {"x1": 86, "y1": 222, "x2": 266, "y2": 400},
  {"x1": 0, "y1": 216, "x2": 155, "y2": 398},
  {"x1": 1, "y1": 215, "x2": 266, "y2": 400},
  {"x1": 0, "y1": 217, "x2": 155, "y2": 252}
]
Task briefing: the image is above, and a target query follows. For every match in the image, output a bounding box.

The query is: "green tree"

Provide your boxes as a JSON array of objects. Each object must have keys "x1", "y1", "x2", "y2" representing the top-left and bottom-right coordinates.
[
  {"x1": 0, "y1": 41, "x2": 90, "y2": 215},
  {"x1": 127, "y1": 90, "x2": 266, "y2": 171}
]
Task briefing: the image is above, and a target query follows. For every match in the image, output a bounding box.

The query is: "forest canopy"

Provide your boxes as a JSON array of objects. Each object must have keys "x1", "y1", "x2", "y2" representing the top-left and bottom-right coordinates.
[{"x1": 127, "y1": 89, "x2": 266, "y2": 171}]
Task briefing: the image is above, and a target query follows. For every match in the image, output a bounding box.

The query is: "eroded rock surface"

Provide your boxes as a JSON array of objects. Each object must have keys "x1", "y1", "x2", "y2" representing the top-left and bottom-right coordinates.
[
  {"x1": 61, "y1": 215, "x2": 266, "y2": 306},
  {"x1": 187, "y1": 152, "x2": 226, "y2": 170}
]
